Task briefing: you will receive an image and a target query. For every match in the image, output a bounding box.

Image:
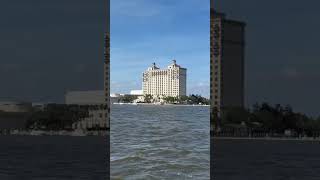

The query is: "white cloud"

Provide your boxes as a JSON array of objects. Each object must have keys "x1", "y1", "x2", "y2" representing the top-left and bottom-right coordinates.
[
  {"x1": 188, "y1": 82, "x2": 210, "y2": 97},
  {"x1": 111, "y1": 0, "x2": 209, "y2": 18},
  {"x1": 111, "y1": 80, "x2": 141, "y2": 94}
]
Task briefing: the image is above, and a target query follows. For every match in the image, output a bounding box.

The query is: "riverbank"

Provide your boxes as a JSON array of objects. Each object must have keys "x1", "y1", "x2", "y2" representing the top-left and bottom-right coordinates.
[
  {"x1": 0, "y1": 129, "x2": 109, "y2": 136},
  {"x1": 213, "y1": 138, "x2": 320, "y2": 179},
  {"x1": 113, "y1": 102, "x2": 209, "y2": 106}
]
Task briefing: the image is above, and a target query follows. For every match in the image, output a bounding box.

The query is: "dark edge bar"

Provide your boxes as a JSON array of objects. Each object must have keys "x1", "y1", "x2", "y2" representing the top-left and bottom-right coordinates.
[
  {"x1": 105, "y1": 0, "x2": 110, "y2": 179},
  {"x1": 210, "y1": 1, "x2": 214, "y2": 179}
]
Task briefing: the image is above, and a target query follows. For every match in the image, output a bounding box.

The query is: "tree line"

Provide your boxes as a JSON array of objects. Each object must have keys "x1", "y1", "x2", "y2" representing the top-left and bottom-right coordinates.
[
  {"x1": 162, "y1": 94, "x2": 209, "y2": 105},
  {"x1": 214, "y1": 102, "x2": 320, "y2": 136},
  {"x1": 118, "y1": 94, "x2": 210, "y2": 105},
  {"x1": 25, "y1": 104, "x2": 97, "y2": 130}
]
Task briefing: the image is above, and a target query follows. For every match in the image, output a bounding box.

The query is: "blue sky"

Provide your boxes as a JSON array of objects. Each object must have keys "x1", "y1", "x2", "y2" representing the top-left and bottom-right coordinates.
[{"x1": 110, "y1": 0, "x2": 210, "y2": 97}]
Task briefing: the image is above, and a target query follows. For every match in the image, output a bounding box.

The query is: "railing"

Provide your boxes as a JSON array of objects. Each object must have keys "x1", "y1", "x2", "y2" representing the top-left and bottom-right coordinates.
[{"x1": 212, "y1": 127, "x2": 320, "y2": 139}]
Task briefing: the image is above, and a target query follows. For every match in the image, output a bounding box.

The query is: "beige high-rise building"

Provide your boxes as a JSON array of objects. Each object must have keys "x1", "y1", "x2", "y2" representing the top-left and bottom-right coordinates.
[
  {"x1": 142, "y1": 60, "x2": 187, "y2": 97},
  {"x1": 211, "y1": 9, "x2": 245, "y2": 124}
]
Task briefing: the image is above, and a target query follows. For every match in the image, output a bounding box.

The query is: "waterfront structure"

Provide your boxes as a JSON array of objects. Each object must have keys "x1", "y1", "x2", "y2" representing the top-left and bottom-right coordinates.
[
  {"x1": 211, "y1": 9, "x2": 245, "y2": 114},
  {"x1": 142, "y1": 60, "x2": 187, "y2": 97}
]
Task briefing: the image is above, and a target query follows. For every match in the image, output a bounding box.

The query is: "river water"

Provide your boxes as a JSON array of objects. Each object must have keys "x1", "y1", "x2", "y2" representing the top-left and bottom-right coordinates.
[
  {"x1": 213, "y1": 138, "x2": 320, "y2": 180},
  {"x1": 1, "y1": 105, "x2": 319, "y2": 179},
  {"x1": 0, "y1": 136, "x2": 109, "y2": 179},
  {"x1": 110, "y1": 104, "x2": 210, "y2": 180}
]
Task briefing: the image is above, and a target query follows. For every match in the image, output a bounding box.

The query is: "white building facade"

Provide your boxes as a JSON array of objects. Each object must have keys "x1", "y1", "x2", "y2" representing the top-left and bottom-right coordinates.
[
  {"x1": 130, "y1": 90, "x2": 143, "y2": 96},
  {"x1": 142, "y1": 60, "x2": 187, "y2": 97}
]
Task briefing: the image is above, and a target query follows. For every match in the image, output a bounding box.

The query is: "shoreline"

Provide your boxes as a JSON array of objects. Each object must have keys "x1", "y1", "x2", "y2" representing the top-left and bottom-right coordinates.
[
  {"x1": 112, "y1": 103, "x2": 209, "y2": 107},
  {"x1": 0, "y1": 130, "x2": 109, "y2": 136}
]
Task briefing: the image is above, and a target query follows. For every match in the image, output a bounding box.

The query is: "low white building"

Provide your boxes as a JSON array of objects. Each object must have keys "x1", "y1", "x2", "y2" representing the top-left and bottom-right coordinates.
[
  {"x1": 65, "y1": 90, "x2": 105, "y2": 105},
  {"x1": 110, "y1": 93, "x2": 121, "y2": 97},
  {"x1": 130, "y1": 90, "x2": 143, "y2": 96}
]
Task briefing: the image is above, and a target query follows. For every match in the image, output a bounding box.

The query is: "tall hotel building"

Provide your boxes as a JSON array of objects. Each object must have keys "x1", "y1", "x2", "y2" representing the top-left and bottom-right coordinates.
[
  {"x1": 142, "y1": 60, "x2": 187, "y2": 97},
  {"x1": 211, "y1": 9, "x2": 246, "y2": 122}
]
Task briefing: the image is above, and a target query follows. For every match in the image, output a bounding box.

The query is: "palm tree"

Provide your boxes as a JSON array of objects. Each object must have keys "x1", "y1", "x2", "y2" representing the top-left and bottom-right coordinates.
[{"x1": 144, "y1": 94, "x2": 153, "y2": 103}]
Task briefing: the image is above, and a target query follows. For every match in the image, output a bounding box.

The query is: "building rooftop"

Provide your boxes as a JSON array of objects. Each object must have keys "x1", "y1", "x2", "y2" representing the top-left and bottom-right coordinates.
[
  {"x1": 211, "y1": 8, "x2": 246, "y2": 26},
  {"x1": 146, "y1": 60, "x2": 185, "y2": 71},
  {"x1": 211, "y1": 9, "x2": 225, "y2": 18},
  {"x1": 168, "y1": 59, "x2": 181, "y2": 68}
]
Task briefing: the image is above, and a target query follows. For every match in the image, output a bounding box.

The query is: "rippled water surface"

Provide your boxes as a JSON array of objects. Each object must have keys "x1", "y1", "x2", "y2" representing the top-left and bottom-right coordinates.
[
  {"x1": 213, "y1": 139, "x2": 320, "y2": 180},
  {"x1": 0, "y1": 136, "x2": 108, "y2": 179},
  {"x1": 111, "y1": 105, "x2": 210, "y2": 179}
]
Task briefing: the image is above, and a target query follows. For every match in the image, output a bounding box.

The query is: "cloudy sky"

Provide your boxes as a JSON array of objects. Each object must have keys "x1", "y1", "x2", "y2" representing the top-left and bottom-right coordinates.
[
  {"x1": 0, "y1": 0, "x2": 107, "y2": 103},
  {"x1": 214, "y1": 0, "x2": 320, "y2": 116},
  {"x1": 110, "y1": 0, "x2": 210, "y2": 97}
]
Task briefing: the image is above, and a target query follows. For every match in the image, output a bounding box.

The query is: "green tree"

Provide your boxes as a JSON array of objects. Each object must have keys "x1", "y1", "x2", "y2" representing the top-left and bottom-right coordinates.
[
  {"x1": 163, "y1": 96, "x2": 175, "y2": 103},
  {"x1": 119, "y1": 95, "x2": 137, "y2": 103},
  {"x1": 144, "y1": 94, "x2": 153, "y2": 103},
  {"x1": 221, "y1": 106, "x2": 250, "y2": 126}
]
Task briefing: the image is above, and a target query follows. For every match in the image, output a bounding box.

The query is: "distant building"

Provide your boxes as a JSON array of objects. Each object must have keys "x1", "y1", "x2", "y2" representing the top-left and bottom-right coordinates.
[
  {"x1": 65, "y1": 90, "x2": 105, "y2": 105},
  {"x1": 32, "y1": 103, "x2": 46, "y2": 111},
  {"x1": 142, "y1": 60, "x2": 187, "y2": 97},
  {"x1": 130, "y1": 90, "x2": 143, "y2": 96},
  {"x1": 110, "y1": 93, "x2": 121, "y2": 98},
  {"x1": 0, "y1": 101, "x2": 32, "y2": 130},
  {"x1": 0, "y1": 101, "x2": 32, "y2": 112},
  {"x1": 211, "y1": 9, "x2": 245, "y2": 111},
  {"x1": 110, "y1": 93, "x2": 121, "y2": 104}
]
